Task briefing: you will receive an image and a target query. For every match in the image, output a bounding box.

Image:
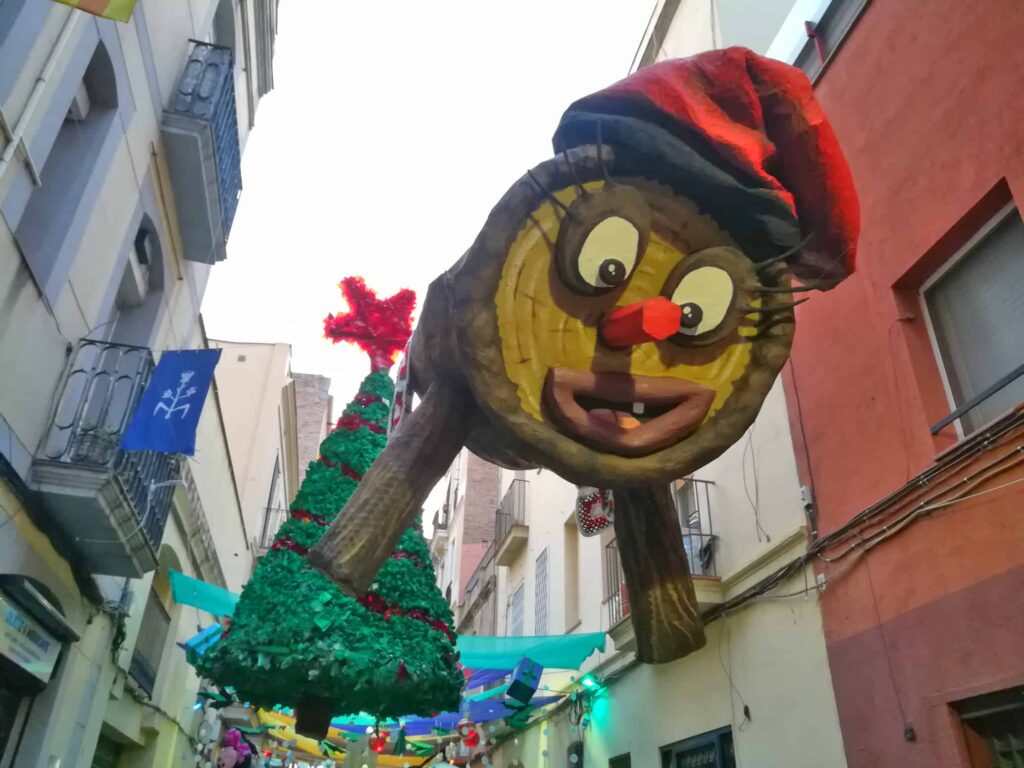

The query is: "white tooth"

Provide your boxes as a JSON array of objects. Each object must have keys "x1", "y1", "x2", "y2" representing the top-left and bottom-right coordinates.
[{"x1": 633, "y1": 402, "x2": 645, "y2": 415}]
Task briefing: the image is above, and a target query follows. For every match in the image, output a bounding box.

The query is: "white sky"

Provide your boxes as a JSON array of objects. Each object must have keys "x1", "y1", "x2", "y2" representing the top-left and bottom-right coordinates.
[{"x1": 202, "y1": 2, "x2": 657, "y2": 408}]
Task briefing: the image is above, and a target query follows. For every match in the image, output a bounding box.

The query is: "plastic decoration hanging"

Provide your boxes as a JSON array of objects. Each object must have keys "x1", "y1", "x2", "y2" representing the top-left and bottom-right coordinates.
[
  {"x1": 457, "y1": 721, "x2": 480, "y2": 749},
  {"x1": 575, "y1": 487, "x2": 614, "y2": 536}
]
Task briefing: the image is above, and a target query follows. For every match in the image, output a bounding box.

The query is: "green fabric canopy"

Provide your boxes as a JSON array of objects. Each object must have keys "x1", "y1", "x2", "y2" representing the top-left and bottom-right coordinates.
[
  {"x1": 169, "y1": 569, "x2": 239, "y2": 618},
  {"x1": 456, "y1": 633, "x2": 606, "y2": 670}
]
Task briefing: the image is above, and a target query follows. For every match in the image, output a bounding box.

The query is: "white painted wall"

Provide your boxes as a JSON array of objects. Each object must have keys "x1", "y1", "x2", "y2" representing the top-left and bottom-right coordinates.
[
  {"x1": 0, "y1": 1, "x2": 276, "y2": 765},
  {"x1": 209, "y1": 341, "x2": 296, "y2": 545},
  {"x1": 487, "y1": 386, "x2": 845, "y2": 764}
]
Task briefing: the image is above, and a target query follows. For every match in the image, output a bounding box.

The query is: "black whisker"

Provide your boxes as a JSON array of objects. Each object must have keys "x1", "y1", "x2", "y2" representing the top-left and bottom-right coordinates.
[
  {"x1": 739, "y1": 299, "x2": 809, "y2": 313},
  {"x1": 596, "y1": 120, "x2": 612, "y2": 184},
  {"x1": 526, "y1": 170, "x2": 571, "y2": 215},
  {"x1": 755, "y1": 233, "x2": 815, "y2": 272},
  {"x1": 562, "y1": 149, "x2": 586, "y2": 196},
  {"x1": 756, "y1": 316, "x2": 796, "y2": 335},
  {"x1": 753, "y1": 284, "x2": 822, "y2": 294},
  {"x1": 528, "y1": 213, "x2": 556, "y2": 254}
]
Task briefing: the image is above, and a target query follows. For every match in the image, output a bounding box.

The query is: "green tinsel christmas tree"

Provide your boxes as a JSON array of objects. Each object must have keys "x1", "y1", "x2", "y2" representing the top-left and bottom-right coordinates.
[{"x1": 196, "y1": 278, "x2": 463, "y2": 737}]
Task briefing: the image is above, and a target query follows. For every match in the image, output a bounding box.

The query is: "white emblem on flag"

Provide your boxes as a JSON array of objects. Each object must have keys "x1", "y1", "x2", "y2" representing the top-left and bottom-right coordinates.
[{"x1": 153, "y1": 370, "x2": 198, "y2": 420}]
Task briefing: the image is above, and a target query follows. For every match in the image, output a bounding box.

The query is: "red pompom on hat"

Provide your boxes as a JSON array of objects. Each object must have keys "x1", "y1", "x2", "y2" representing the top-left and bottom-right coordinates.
[{"x1": 554, "y1": 47, "x2": 859, "y2": 288}]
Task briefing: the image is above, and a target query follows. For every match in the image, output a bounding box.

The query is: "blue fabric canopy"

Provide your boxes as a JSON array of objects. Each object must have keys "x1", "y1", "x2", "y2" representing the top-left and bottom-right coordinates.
[
  {"x1": 457, "y1": 633, "x2": 606, "y2": 670},
  {"x1": 169, "y1": 569, "x2": 239, "y2": 617}
]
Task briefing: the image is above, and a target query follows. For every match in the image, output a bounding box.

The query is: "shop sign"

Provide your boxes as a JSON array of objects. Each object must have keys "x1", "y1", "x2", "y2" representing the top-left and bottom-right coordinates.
[{"x1": 0, "y1": 592, "x2": 60, "y2": 683}]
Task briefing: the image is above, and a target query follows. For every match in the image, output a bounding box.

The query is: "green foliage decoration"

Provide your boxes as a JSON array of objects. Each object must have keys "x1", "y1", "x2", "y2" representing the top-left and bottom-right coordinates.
[{"x1": 196, "y1": 370, "x2": 463, "y2": 718}]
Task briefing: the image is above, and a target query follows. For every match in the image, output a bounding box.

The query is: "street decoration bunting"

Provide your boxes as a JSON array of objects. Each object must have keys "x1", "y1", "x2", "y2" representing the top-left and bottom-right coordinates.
[
  {"x1": 195, "y1": 279, "x2": 462, "y2": 739},
  {"x1": 53, "y1": 0, "x2": 138, "y2": 22},
  {"x1": 575, "y1": 487, "x2": 614, "y2": 536},
  {"x1": 306, "y1": 47, "x2": 859, "y2": 665},
  {"x1": 121, "y1": 348, "x2": 221, "y2": 455}
]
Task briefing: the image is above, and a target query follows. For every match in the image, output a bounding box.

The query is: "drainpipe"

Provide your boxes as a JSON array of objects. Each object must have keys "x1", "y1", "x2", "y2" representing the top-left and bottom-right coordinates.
[{"x1": 0, "y1": 10, "x2": 80, "y2": 186}]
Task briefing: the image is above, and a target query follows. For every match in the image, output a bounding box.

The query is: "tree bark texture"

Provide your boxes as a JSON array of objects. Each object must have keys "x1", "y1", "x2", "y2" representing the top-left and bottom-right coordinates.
[
  {"x1": 308, "y1": 385, "x2": 469, "y2": 596},
  {"x1": 612, "y1": 485, "x2": 706, "y2": 663}
]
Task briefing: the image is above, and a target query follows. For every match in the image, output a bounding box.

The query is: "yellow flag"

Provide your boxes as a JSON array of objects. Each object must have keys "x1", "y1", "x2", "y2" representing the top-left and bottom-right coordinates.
[{"x1": 53, "y1": 0, "x2": 138, "y2": 23}]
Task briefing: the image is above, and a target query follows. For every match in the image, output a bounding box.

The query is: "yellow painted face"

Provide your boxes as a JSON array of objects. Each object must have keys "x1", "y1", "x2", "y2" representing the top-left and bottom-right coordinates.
[
  {"x1": 494, "y1": 178, "x2": 768, "y2": 458},
  {"x1": 448, "y1": 150, "x2": 793, "y2": 486}
]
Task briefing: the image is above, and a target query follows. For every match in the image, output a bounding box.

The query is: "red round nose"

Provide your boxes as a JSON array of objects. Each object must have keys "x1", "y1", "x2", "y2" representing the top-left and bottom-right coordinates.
[{"x1": 600, "y1": 296, "x2": 682, "y2": 348}]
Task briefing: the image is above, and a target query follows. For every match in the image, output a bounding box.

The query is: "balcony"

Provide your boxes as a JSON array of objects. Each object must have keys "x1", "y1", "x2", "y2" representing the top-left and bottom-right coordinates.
[
  {"x1": 605, "y1": 478, "x2": 722, "y2": 644},
  {"x1": 31, "y1": 340, "x2": 179, "y2": 577},
  {"x1": 429, "y1": 503, "x2": 450, "y2": 560},
  {"x1": 494, "y1": 479, "x2": 528, "y2": 566},
  {"x1": 161, "y1": 42, "x2": 242, "y2": 264},
  {"x1": 459, "y1": 541, "x2": 497, "y2": 635}
]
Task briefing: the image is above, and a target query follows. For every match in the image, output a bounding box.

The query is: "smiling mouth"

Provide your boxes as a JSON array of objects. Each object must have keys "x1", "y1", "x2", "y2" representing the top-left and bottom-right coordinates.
[{"x1": 543, "y1": 368, "x2": 716, "y2": 457}]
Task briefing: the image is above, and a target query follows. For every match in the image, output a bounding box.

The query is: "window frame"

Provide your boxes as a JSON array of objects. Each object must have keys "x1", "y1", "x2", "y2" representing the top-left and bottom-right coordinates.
[
  {"x1": 660, "y1": 726, "x2": 735, "y2": 768},
  {"x1": 534, "y1": 548, "x2": 549, "y2": 635},
  {"x1": 507, "y1": 580, "x2": 525, "y2": 637},
  {"x1": 919, "y1": 202, "x2": 1022, "y2": 439}
]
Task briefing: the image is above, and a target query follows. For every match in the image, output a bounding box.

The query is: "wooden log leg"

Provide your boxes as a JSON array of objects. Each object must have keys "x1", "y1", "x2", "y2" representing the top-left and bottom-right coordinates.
[
  {"x1": 307, "y1": 386, "x2": 469, "y2": 596},
  {"x1": 612, "y1": 485, "x2": 706, "y2": 663}
]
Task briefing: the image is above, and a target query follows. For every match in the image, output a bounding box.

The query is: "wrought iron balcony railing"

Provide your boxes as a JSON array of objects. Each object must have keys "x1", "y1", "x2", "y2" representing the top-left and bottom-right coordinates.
[
  {"x1": 494, "y1": 479, "x2": 528, "y2": 566},
  {"x1": 432, "y1": 502, "x2": 450, "y2": 531},
  {"x1": 605, "y1": 477, "x2": 719, "y2": 627},
  {"x1": 161, "y1": 41, "x2": 243, "y2": 264},
  {"x1": 31, "y1": 340, "x2": 179, "y2": 577}
]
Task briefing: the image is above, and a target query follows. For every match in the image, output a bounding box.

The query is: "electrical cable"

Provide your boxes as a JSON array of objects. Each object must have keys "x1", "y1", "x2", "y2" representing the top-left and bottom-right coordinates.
[
  {"x1": 741, "y1": 426, "x2": 769, "y2": 543},
  {"x1": 716, "y1": 614, "x2": 752, "y2": 732},
  {"x1": 704, "y1": 453, "x2": 1024, "y2": 619}
]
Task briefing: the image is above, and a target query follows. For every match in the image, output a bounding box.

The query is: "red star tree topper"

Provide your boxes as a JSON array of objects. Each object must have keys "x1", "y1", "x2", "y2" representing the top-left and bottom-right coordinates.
[{"x1": 323, "y1": 277, "x2": 416, "y2": 371}]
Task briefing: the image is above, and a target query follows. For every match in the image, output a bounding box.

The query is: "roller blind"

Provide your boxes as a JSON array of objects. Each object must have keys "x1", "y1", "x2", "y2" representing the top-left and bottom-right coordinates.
[{"x1": 925, "y1": 208, "x2": 1024, "y2": 433}]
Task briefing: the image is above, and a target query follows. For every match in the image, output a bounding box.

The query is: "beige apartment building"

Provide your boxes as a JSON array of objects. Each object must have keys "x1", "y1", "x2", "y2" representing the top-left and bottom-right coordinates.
[
  {"x1": 0, "y1": 1, "x2": 280, "y2": 766},
  {"x1": 210, "y1": 340, "x2": 333, "y2": 563}
]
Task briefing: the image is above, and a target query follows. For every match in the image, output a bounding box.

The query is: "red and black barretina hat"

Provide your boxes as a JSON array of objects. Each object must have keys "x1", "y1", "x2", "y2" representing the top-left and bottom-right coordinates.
[{"x1": 553, "y1": 47, "x2": 859, "y2": 288}]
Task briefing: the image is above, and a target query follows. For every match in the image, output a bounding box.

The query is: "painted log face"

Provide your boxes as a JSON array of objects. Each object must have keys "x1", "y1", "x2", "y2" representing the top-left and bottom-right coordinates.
[
  {"x1": 310, "y1": 49, "x2": 859, "y2": 664},
  {"x1": 444, "y1": 148, "x2": 795, "y2": 486}
]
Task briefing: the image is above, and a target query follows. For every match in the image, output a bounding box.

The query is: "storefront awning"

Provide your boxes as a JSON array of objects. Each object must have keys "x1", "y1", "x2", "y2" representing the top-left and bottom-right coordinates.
[{"x1": 456, "y1": 633, "x2": 605, "y2": 670}]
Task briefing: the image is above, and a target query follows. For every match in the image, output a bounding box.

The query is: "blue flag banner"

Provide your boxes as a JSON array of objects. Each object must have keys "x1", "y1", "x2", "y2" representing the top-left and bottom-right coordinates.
[{"x1": 121, "y1": 349, "x2": 221, "y2": 455}]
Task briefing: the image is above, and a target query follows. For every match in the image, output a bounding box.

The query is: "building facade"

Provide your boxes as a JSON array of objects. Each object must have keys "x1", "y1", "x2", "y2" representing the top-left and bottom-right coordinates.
[
  {"x1": 208, "y1": 340, "x2": 306, "y2": 561},
  {"x1": 0, "y1": 1, "x2": 279, "y2": 765},
  {"x1": 481, "y1": 381, "x2": 847, "y2": 768},
  {"x1": 427, "y1": 8, "x2": 852, "y2": 768},
  {"x1": 772, "y1": 0, "x2": 1024, "y2": 765}
]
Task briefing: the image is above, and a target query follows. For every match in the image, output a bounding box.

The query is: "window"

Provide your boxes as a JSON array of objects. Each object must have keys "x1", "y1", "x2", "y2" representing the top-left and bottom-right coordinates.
[
  {"x1": 956, "y1": 686, "x2": 1024, "y2": 768},
  {"x1": 14, "y1": 42, "x2": 119, "y2": 304},
  {"x1": 923, "y1": 207, "x2": 1024, "y2": 435},
  {"x1": 564, "y1": 521, "x2": 580, "y2": 630},
  {"x1": 91, "y1": 733, "x2": 125, "y2": 768},
  {"x1": 661, "y1": 727, "x2": 735, "y2": 768},
  {"x1": 129, "y1": 588, "x2": 170, "y2": 698},
  {"x1": 507, "y1": 582, "x2": 525, "y2": 636},
  {"x1": 534, "y1": 549, "x2": 549, "y2": 635}
]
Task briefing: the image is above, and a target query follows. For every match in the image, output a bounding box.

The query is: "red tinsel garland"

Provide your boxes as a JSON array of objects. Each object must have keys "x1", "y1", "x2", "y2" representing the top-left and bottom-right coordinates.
[
  {"x1": 359, "y1": 593, "x2": 457, "y2": 644},
  {"x1": 271, "y1": 537, "x2": 309, "y2": 556},
  {"x1": 290, "y1": 508, "x2": 328, "y2": 527},
  {"x1": 337, "y1": 412, "x2": 385, "y2": 435}
]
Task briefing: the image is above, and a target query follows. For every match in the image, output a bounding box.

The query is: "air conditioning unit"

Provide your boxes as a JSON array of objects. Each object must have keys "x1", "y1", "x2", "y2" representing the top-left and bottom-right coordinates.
[{"x1": 67, "y1": 81, "x2": 91, "y2": 122}]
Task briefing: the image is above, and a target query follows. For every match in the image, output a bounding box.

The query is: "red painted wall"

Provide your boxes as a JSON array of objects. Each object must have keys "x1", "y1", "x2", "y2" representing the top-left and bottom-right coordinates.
[{"x1": 783, "y1": 0, "x2": 1024, "y2": 765}]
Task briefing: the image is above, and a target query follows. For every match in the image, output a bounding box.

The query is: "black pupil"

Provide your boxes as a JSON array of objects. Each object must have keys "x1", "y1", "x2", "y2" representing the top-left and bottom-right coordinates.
[
  {"x1": 598, "y1": 259, "x2": 626, "y2": 285},
  {"x1": 679, "y1": 302, "x2": 703, "y2": 329}
]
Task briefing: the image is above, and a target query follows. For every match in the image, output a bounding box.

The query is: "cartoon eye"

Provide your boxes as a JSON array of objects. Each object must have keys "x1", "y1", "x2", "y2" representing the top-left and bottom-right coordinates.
[
  {"x1": 669, "y1": 266, "x2": 735, "y2": 338},
  {"x1": 575, "y1": 217, "x2": 640, "y2": 290},
  {"x1": 552, "y1": 182, "x2": 651, "y2": 296}
]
